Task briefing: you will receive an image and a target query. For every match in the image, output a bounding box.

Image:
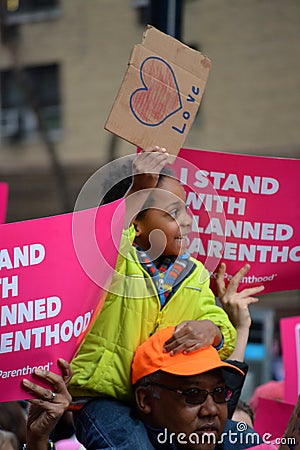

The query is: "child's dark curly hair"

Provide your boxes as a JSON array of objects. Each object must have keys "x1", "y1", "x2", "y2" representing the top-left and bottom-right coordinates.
[{"x1": 100, "y1": 156, "x2": 175, "y2": 219}]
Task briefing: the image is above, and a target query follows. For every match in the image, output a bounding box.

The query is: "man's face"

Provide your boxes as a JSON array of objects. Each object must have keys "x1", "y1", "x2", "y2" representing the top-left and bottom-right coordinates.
[{"x1": 143, "y1": 369, "x2": 228, "y2": 450}]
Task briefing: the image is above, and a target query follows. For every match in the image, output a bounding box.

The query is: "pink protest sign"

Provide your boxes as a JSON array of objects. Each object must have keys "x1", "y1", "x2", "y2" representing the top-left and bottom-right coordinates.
[
  {"x1": 251, "y1": 445, "x2": 278, "y2": 450},
  {"x1": 170, "y1": 148, "x2": 300, "y2": 294},
  {"x1": 278, "y1": 395, "x2": 300, "y2": 450},
  {"x1": 0, "y1": 199, "x2": 125, "y2": 402},
  {"x1": 280, "y1": 316, "x2": 300, "y2": 405},
  {"x1": 254, "y1": 397, "x2": 295, "y2": 440},
  {"x1": 0, "y1": 183, "x2": 8, "y2": 224}
]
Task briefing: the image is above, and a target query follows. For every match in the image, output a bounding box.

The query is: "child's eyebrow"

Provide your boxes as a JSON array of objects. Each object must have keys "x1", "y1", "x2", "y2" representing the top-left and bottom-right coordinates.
[{"x1": 166, "y1": 200, "x2": 182, "y2": 209}]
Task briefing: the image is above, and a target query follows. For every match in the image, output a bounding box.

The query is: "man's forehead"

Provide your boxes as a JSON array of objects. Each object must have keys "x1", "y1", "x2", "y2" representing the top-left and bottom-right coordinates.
[{"x1": 159, "y1": 368, "x2": 225, "y2": 386}]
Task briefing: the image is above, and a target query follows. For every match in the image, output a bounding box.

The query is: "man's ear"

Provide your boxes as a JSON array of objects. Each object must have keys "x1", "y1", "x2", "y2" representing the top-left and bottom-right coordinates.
[{"x1": 134, "y1": 386, "x2": 152, "y2": 415}]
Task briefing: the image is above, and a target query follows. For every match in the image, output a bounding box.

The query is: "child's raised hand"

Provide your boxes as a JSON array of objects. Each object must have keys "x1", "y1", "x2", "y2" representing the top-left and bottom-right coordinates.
[
  {"x1": 163, "y1": 319, "x2": 222, "y2": 355},
  {"x1": 131, "y1": 146, "x2": 169, "y2": 192},
  {"x1": 124, "y1": 146, "x2": 169, "y2": 227},
  {"x1": 216, "y1": 262, "x2": 264, "y2": 330}
]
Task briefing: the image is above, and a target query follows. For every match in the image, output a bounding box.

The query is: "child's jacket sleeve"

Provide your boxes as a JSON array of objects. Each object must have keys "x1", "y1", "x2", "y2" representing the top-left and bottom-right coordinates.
[{"x1": 160, "y1": 257, "x2": 237, "y2": 360}]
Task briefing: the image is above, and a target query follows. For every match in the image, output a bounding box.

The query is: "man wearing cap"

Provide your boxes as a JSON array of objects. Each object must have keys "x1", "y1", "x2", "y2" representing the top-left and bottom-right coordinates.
[
  {"x1": 22, "y1": 327, "x2": 262, "y2": 450},
  {"x1": 132, "y1": 326, "x2": 263, "y2": 450}
]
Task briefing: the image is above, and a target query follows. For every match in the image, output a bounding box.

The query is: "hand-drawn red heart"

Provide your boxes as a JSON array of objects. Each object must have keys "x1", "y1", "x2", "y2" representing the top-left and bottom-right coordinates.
[{"x1": 130, "y1": 57, "x2": 182, "y2": 126}]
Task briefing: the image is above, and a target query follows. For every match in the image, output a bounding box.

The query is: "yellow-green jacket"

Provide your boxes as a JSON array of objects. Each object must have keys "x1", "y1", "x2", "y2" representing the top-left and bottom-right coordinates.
[{"x1": 70, "y1": 227, "x2": 236, "y2": 402}]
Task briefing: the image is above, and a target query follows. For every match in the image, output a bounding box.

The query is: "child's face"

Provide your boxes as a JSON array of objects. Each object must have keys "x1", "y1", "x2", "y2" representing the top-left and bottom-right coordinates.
[{"x1": 134, "y1": 176, "x2": 192, "y2": 258}]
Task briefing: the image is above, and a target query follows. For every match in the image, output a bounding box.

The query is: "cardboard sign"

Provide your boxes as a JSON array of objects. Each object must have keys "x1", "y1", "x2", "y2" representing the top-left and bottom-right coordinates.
[
  {"x1": 280, "y1": 316, "x2": 300, "y2": 405},
  {"x1": 278, "y1": 395, "x2": 300, "y2": 450},
  {"x1": 0, "y1": 182, "x2": 8, "y2": 224},
  {"x1": 105, "y1": 26, "x2": 211, "y2": 155},
  {"x1": 0, "y1": 199, "x2": 125, "y2": 401},
  {"x1": 169, "y1": 148, "x2": 300, "y2": 294},
  {"x1": 254, "y1": 397, "x2": 295, "y2": 440}
]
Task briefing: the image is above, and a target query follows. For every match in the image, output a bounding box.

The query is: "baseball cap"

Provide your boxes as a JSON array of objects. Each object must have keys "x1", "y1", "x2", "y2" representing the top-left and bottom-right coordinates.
[{"x1": 131, "y1": 326, "x2": 244, "y2": 385}]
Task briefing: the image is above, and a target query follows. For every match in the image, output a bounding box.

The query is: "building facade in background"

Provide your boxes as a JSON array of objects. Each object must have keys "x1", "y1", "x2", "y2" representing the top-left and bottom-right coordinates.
[{"x1": 0, "y1": 0, "x2": 299, "y2": 336}]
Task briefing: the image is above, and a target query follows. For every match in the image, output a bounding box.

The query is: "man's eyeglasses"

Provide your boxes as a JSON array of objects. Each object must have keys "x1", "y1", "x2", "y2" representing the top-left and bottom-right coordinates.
[{"x1": 146, "y1": 382, "x2": 232, "y2": 405}]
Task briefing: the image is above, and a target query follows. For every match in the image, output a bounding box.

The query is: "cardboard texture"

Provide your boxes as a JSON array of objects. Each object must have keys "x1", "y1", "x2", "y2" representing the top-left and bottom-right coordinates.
[
  {"x1": 278, "y1": 395, "x2": 300, "y2": 450},
  {"x1": 105, "y1": 25, "x2": 211, "y2": 155}
]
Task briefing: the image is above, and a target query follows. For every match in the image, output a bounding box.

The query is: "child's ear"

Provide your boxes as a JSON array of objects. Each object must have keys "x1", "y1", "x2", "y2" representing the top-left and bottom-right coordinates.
[
  {"x1": 134, "y1": 386, "x2": 152, "y2": 415},
  {"x1": 133, "y1": 219, "x2": 141, "y2": 237}
]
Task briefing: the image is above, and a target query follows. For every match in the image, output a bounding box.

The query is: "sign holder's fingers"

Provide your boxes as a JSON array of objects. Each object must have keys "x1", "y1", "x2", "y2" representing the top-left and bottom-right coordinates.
[
  {"x1": 224, "y1": 264, "x2": 252, "y2": 296},
  {"x1": 237, "y1": 285, "x2": 265, "y2": 298},
  {"x1": 215, "y1": 262, "x2": 227, "y2": 297}
]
